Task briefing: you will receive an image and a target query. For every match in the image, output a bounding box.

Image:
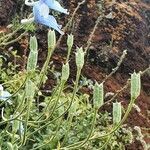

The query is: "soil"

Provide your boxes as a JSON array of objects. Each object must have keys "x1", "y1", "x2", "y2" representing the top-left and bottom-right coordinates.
[{"x1": 0, "y1": 0, "x2": 150, "y2": 149}]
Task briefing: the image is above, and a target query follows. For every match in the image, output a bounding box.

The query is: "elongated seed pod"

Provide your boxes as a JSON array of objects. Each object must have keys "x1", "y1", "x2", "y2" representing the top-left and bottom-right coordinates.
[
  {"x1": 113, "y1": 102, "x2": 122, "y2": 125},
  {"x1": 131, "y1": 72, "x2": 141, "y2": 100},
  {"x1": 27, "y1": 36, "x2": 38, "y2": 71},
  {"x1": 67, "y1": 34, "x2": 74, "y2": 49},
  {"x1": 61, "y1": 62, "x2": 70, "y2": 81},
  {"x1": 48, "y1": 30, "x2": 56, "y2": 50},
  {"x1": 93, "y1": 82, "x2": 104, "y2": 109},
  {"x1": 75, "y1": 47, "x2": 85, "y2": 69}
]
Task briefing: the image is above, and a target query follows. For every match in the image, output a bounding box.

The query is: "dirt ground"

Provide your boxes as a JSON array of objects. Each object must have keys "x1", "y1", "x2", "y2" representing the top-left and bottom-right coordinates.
[{"x1": 0, "y1": 0, "x2": 150, "y2": 149}]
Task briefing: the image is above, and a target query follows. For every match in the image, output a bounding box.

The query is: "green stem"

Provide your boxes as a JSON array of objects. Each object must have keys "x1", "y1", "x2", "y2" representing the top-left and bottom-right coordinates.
[
  {"x1": 48, "y1": 81, "x2": 65, "y2": 117},
  {"x1": 66, "y1": 47, "x2": 72, "y2": 62},
  {"x1": 65, "y1": 109, "x2": 97, "y2": 149},
  {"x1": 61, "y1": 113, "x2": 74, "y2": 146},
  {"x1": 27, "y1": 105, "x2": 71, "y2": 138},
  {"x1": 99, "y1": 134, "x2": 112, "y2": 150},
  {"x1": 0, "y1": 106, "x2": 26, "y2": 126},
  {"x1": 60, "y1": 68, "x2": 82, "y2": 146},
  {"x1": 28, "y1": 81, "x2": 65, "y2": 125},
  {"x1": 0, "y1": 25, "x2": 23, "y2": 42},
  {"x1": 26, "y1": 67, "x2": 82, "y2": 139},
  {"x1": 0, "y1": 75, "x2": 27, "y2": 107},
  {"x1": 60, "y1": 97, "x2": 136, "y2": 149},
  {"x1": 36, "y1": 83, "x2": 61, "y2": 121},
  {"x1": 21, "y1": 98, "x2": 31, "y2": 146},
  {"x1": 38, "y1": 47, "x2": 54, "y2": 87},
  {"x1": 31, "y1": 118, "x2": 63, "y2": 150}
]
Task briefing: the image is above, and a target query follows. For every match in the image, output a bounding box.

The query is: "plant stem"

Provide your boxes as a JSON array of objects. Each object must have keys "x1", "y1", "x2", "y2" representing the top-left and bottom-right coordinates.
[
  {"x1": 26, "y1": 67, "x2": 82, "y2": 139},
  {"x1": 59, "y1": 96, "x2": 137, "y2": 149},
  {"x1": 66, "y1": 46, "x2": 72, "y2": 62},
  {"x1": 38, "y1": 47, "x2": 54, "y2": 87},
  {"x1": 65, "y1": 108, "x2": 97, "y2": 149},
  {"x1": 21, "y1": 98, "x2": 31, "y2": 146}
]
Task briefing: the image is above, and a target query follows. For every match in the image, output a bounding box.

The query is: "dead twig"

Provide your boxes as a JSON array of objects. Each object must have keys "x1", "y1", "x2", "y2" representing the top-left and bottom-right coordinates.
[
  {"x1": 103, "y1": 50, "x2": 127, "y2": 83},
  {"x1": 56, "y1": 0, "x2": 86, "y2": 48},
  {"x1": 104, "y1": 66, "x2": 150, "y2": 106}
]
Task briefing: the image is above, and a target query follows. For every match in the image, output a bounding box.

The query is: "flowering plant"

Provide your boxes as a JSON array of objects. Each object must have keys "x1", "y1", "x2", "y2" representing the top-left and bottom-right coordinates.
[{"x1": 21, "y1": 0, "x2": 69, "y2": 34}]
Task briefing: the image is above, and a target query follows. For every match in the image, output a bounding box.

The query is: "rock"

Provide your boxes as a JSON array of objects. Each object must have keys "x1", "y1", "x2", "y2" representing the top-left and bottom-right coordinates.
[{"x1": 0, "y1": 0, "x2": 15, "y2": 26}]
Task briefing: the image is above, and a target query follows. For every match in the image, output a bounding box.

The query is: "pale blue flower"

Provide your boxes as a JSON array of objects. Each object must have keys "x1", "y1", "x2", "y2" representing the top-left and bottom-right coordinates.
[
  {"x1": 0, "y1": 84, "x2": 11, "y2": 102},
  {"x1": 21, "y1": 0, "x2": 69, "y2": 34},
  {"x1": 41, "y1": 0, "x2": 69, "y2": 14},
  {"x1": 33, "y1": 1, "x2": 64, "y2": 34}
]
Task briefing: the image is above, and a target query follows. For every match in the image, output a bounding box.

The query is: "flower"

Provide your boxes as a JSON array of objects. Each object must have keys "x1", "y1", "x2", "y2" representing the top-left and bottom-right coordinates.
[
  {"x1": 41, "y1": 0, "x2": 69, "y2": 14},
  {"x1": 0, "y1": 84, "x2": 11, "y2": 102},
  {"x1": 21, "y1": 0, "x2": 69, "y2": 34}
]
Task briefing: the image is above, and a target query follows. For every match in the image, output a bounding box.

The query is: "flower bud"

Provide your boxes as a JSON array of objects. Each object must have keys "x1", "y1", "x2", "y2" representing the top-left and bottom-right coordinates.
[
  {"x1": 75, "y1": 47, "x2": 85, "y2": 69},
  {"x1": 48, "y1": 30, "x2": 56, "y2": 50},
  {"x1": 67, "y1": 34, "x2": 74, "y2": 49},
  {"x1": 113, "y1": 102, "x2": 122, "y2": 125},
  {"x1": 131, "y1": 72, "x2": 141, "y2": 99},
  {"x1": 93, "y1": 82, "x2": 104, "y2": 109},
  {"x1": 61, "y1": 62, "x2": 70, "y2": 81}
]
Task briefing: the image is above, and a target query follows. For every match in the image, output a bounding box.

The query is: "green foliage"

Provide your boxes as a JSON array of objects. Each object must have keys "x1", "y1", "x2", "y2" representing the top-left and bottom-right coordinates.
[
  {"x1": 11, "y1": 17, "x2": 35, "y2": 32},
  {"x1": 0, "y1": 31, "x2": 143, "y2": 150}
]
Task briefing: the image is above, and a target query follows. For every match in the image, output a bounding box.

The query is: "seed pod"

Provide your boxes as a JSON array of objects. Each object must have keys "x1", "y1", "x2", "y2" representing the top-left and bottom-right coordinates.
[
  {"x1": 131, "y1": 72, "x2": 141, "y2": 100},
  {"x1": 29, "y1": 36, "x2": 38, "y2": 52},
  {"x1": 67, "y1": 34, "x2": 74, "y2": 49},
  {"x1": 61, "y1": 62, "x2": 70, "y2": 81},
  {"x1": 48, "y1": 30, "x2": 56, "y2": 50},
  {"x1": 113, "y1": 102, "x2": 122, "y2": 125},
  {"x1": 93, "y1": 82, "x2": 104, "y2": 109},
  {"x1": 27, "y1": 36, "x2": 38, "y2": 71},
  {"x1": 75, "y1": 47, "x2": 85, "y2": 69}
]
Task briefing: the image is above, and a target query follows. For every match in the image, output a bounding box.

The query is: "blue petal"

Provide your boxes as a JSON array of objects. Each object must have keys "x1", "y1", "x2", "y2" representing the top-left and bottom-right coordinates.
[
  {"x1": 33, "y1": 2, "x2": 64, "y2": 34},
  {"x1": 0, "y1": 91, "x2": 11, "y2": 101},
  {"x1": 41, "y1": 0, "x2": 69, "y2": 14}
]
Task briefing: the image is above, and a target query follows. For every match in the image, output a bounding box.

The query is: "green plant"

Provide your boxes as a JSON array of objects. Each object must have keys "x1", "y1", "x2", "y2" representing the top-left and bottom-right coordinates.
[{"x1": 0, "y1": 30, "x2": 145, "y2": 150}]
